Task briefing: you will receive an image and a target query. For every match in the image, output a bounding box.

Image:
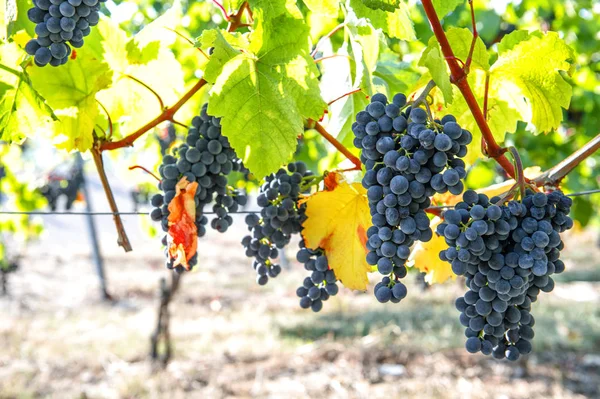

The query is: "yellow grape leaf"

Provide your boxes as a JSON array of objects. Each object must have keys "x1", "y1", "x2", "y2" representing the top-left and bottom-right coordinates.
[
  {"x1": 491, "y1": 31, "x2": 574, "y2": 134},
  {"x1": 409, "y1": 217, "x2": 455, "y2": 284},
  {"x1": 302, "y1": 181, "x2": 371, "y2": 291}
]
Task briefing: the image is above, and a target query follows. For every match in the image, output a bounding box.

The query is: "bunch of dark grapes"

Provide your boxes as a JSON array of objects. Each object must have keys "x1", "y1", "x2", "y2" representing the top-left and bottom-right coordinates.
[
  {"x1": 352, "y1": 92, "x2": 471, "y2": 303},
  {"x1": 25, "y1": 0, "x2": 105, "y2": 67},
  {"x1": 438, "y1": 189, "x2": 573, "y2": 360},
  {"x1": 149, "y1": 103, "x2": 246, "y2": 272},
  {"x1": 295, "y1": 240, "x2": 339, "y2": 312},
  {"x1": 242, "y1": 161, "x2": 312, "y2": 285}
]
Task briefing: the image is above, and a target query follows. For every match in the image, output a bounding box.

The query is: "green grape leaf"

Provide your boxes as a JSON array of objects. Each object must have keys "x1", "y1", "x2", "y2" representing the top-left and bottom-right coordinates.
[
  {"x1": 28, "y1": 46, "x2": 111, "y2": 151},
  {"x1": 348, "y1": 0, "x2": 415, "y2": 40},
  {"x1": 496, "y1": 30, "x2": 536, "y2": 54},
  {"x1": 374, "y1": 53, "x2": 420, "y2": 97},
  {"x1": 93, "y1": 19, "x2": 185, "y2": 141},
  {"x1": 198, "y1": 29, "x2": 249, "y2": 84},
  {"x1": 431, "y1": 0, "x2": 463, "y2": 18},
  {"x1": 490, "y1": 31, "x2": 574, "y2": 134},
  {"x1": 446, "y1": 27, "x2": 490, "y2": 71},
  {"x1": 418, "y1": 36, "x2": 453, "y2": 104},
  {"x1": 126, "y1": 40, "x2": 160, "y2": 65},
  {"x1": 0, "y1": 43, "x2": 56, "y2": 143},
  {"x1": 247, "y1": 0, "x2": 291, "y2": 20},
  {"x1": 347, "y1": 18, "x2": 380, "y2": 95},
  {"x1": 134, "y1": 0, "x2": 182, "y2": 48},
  {"x1": 320, "y1": 18, "x2": 379, "y2": 159},
  {"x1": 302, "y1": 0, "x2": 340, "y2": 17},
  {"x1": 362, "y1": 0, "x2": 400, "y2": 12},
  {"x1": 208, "y1": 8, "x2": 325, "y2": 178}
]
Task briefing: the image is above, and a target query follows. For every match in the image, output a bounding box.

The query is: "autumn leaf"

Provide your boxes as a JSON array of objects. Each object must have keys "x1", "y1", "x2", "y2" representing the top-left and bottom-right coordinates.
[
  {"x1": 408, "y1": 217, "x2": 455, "y2": 284},
  {"x1": 167, "y1": 178, "x2": 198, "y2": 270},
  {"x1": 302, "y1": 181, "x2": 371, "y2": 291},
  {"x1": 323, "y1": 170, "x2": 342, "y2": 191}
]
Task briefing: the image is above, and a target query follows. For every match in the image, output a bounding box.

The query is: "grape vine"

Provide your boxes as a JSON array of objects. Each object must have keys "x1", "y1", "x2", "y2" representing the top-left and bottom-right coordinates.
[{"x1": 1, "y1": 0, "x2": 598, "y2": 368}]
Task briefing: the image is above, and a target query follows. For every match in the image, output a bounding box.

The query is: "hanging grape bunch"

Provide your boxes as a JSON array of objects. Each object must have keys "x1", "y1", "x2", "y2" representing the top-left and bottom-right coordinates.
[
  {"x1": 439, "y1": 189, "x2": 573, "y2": 360},
  {"x1": 242, "y1": 161, "x2": 313, "y2": 285},
  {"x1": 352, "y1": 92, "x2": 472, "y2": 304},
  {"x1": 295, "y1": 241, "x2": 339, "y2": 312},
  {"x1": 24, "y1": 0, "x2": 106, "y2": 67},
  {"x1": 149, "y1": 103, "x2": 247, "y2": 272}
]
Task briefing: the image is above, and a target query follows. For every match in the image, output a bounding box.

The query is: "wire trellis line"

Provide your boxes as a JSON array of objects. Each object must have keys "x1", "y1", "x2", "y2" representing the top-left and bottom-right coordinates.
[
  {"x1": 0, "y1": 210, "x2": 258, "y2": 216},
  {"x1": 0, "y1": 188, "x2": 598, "y2": 216}
]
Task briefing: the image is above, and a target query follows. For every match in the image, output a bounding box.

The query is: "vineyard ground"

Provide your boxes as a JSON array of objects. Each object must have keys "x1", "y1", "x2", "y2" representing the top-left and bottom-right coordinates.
[{"x1": 0, "y1": 180, "x2": 599, "y2": 398}]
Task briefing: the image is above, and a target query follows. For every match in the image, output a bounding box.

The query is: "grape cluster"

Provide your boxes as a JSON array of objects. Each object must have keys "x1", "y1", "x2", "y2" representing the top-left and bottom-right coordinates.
[
  {"x1": 438, "y1": 189, "x2": 573, "y2": 360},
  {"x1": 150, "y1": 103, "x2": 246, "y2": 272},
  {"x1": 295, "y1": 241, "x2": 339, "y2": 312},
  {"x1": 25, "y1": 0, "x2": 105, "y2": 66},
  {"x1": 242, "y1": 161, "x2": 312, "y2": 285},
  {"x1": 352, "y1": 92, "x2": 471, "y2": 303}
]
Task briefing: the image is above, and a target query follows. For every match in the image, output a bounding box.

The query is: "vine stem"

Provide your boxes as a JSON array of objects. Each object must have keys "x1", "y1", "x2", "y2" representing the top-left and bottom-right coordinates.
[
  {"x1": 211, "y1": 0, "x2": 229, "y2": 20},
  {"x1": 411, "y1": 80, "x2": 436, "y2": 108},
  {"x1": 533, "y1": 133, "x2": 600, "y2": 186},
  {"x1": 311, "y1": 120, "x2": 362, "y2": 171},
  {"x1": 227, "y1": 1, "x2": 252, "y2": 31},
  {"x1": 129, "y1": 165, "x2": 161, "y2": 182},
  {"x1": 164, "y1": 27, "x2": 209, "y2": 59},
  {"x1": 311, "y1": 23, "x2": 346, "y2": 58},
  {"x1": 327, "y1": 88, "x2": 364, "y2": 106},
  {"x1": 420, "y1": 0, "x2": 516, "y2": 179},
  {"x1": 507, "y1": 146, "x2": 526, "y2": 197},
  {"x1": 100, "y1": 78, "x2": 207, "y2": 150},
  {"x1": 314, "y1": 54, "x2": 352, "y2": 63},
  {"x1": 123, "y1": 74, "x2": 165, "y2": 110},
  {"x1": 91, "y1": 146, "x2": 132, "y2": 252}
]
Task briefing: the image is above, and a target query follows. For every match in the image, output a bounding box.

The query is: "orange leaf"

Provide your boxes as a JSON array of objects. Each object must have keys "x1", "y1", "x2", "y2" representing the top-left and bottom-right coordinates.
[
  {"x1": 167, "y1": 177, "x2": 198, "y2": 270},
  {"x1": 302, "y1": 181, "x2": 371, "y2": 291},
  {"x1": 323, "y1": 171, "x2": 342, "y2": 191}
]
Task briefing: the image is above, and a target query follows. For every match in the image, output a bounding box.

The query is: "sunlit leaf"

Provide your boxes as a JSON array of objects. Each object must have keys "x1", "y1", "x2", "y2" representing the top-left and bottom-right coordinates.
[
  {"x1": 302, "y1": 180, "x2": 371, "y2": 290},
  {"x1": 207, "y1": 5, "x2": 325, "y2": 178}
]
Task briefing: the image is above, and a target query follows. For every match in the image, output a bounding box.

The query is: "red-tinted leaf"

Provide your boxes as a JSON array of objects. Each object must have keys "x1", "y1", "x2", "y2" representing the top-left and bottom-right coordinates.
[{"x1": 167, "y1": 177, "x2": 198, "y2": 270}]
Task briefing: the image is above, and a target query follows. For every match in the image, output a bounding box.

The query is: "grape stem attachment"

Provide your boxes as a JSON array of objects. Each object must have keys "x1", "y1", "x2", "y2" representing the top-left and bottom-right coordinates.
[
  {"x1": 411, "y1": 80, "x2": 436, "y2": 109},
  {"x1": 506, "y1": 146, "x2": 526, "y2": 199}
]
